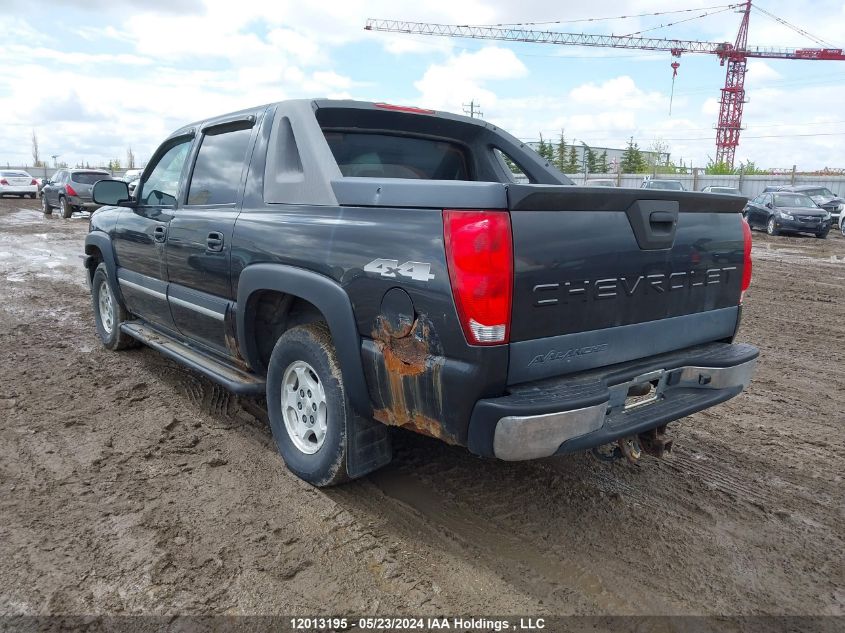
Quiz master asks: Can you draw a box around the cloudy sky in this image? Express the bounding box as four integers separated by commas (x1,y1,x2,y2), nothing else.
2,0,844,171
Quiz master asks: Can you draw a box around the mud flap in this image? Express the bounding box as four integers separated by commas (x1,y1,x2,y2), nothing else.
346,413,392,478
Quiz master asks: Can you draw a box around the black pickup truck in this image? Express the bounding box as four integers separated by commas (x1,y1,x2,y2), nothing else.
85,99,757,486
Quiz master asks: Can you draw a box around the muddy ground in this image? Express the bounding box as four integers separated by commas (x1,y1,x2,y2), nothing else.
0,196,842,619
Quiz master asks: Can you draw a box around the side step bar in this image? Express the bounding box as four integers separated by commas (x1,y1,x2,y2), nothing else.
121,322,265,396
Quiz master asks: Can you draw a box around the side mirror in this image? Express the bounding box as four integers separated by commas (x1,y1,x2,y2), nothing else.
765,202,773,209
93,179,131,206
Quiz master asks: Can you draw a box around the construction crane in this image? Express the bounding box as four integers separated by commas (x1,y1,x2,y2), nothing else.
365,1,845,168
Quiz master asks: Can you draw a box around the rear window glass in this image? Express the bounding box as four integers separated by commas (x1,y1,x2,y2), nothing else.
71,172,110,185
1,171,30,177
324,132,469,180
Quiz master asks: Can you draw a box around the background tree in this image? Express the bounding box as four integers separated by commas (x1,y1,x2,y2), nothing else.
585,146,599,173
126,147,136,169
565,145,579,173
704,158,736,175
598,150,609,173
31,129,43,167
108,158,122,172
555,131,567,171
537,134,549,162
620,137,646,173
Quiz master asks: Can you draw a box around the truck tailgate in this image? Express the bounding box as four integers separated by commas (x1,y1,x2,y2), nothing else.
507,185,748,383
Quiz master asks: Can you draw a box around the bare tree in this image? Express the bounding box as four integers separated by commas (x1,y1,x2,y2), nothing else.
126,146,136,169
31,129,42,167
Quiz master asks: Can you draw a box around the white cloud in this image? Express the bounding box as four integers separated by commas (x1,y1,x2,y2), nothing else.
413,47,527,111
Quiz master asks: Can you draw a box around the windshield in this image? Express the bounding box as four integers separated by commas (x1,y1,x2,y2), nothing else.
646,180,684,190
773,193,817,208
801,188,834,198
71,172,110,185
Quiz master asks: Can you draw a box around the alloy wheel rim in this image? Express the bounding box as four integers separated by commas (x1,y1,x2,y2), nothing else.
281,360,328,454
98,280,114,335
767,218,775,234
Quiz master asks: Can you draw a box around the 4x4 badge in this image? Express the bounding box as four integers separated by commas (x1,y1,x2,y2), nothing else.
364,258,435,282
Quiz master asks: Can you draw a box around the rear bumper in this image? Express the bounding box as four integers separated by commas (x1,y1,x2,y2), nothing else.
68,196,99,210
466,342,758,460
0,185,37,195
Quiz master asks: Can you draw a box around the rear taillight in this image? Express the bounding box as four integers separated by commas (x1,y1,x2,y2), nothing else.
443,210,513,345
0,179,8,185
740,216,752,302
30,179,37,185
65,184,78,197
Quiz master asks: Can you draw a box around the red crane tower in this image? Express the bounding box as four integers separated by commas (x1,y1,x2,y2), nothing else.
365,1,845,168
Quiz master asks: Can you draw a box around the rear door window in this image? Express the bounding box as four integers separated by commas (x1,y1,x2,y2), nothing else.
186,124,253,206
324,132,469,180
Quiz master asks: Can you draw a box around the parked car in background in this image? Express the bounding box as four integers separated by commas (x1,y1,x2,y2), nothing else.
123,169,143,196
702,185,744,197
585,178,616,187
0,170,38,198
743,191,832,238
778,185,843,227
122,169,142,183
641,179,685,191
41,169,113,218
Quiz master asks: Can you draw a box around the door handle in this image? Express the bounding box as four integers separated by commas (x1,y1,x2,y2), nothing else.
153,225,167,242
206,231,224,252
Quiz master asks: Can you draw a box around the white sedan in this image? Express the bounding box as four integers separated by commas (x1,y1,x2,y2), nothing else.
0,170,38,198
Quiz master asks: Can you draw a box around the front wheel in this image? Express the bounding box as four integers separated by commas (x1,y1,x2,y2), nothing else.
766,217,779,236
91,264,137,350
60,196,73,219
266,323,351,487
816,230,829,239
41,194,52,215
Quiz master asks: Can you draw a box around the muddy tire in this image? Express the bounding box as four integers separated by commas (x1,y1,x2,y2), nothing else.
816,230,828,239
41,194,52,215
29,193,36,199
266,322,350,487
60,196,73,219
91,264,137,351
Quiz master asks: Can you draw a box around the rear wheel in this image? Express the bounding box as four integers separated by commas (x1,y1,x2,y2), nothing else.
41,194,52,215
266,323,350,487
29,193,36,199
60,196,73,219
766,217,779,236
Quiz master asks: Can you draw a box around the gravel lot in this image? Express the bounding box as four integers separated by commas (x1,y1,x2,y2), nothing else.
0,196,842,617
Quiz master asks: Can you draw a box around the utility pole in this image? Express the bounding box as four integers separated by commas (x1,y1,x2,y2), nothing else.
462,100,483,118
51,154,60,168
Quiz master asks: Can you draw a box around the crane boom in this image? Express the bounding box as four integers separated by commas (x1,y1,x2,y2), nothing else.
364,19,845,61
365,7,845,168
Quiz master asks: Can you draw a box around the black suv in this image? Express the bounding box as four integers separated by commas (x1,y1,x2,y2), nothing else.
85,99,757,486
42,169,113,218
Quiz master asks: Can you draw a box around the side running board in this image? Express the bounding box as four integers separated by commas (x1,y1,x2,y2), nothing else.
121,322,265,396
